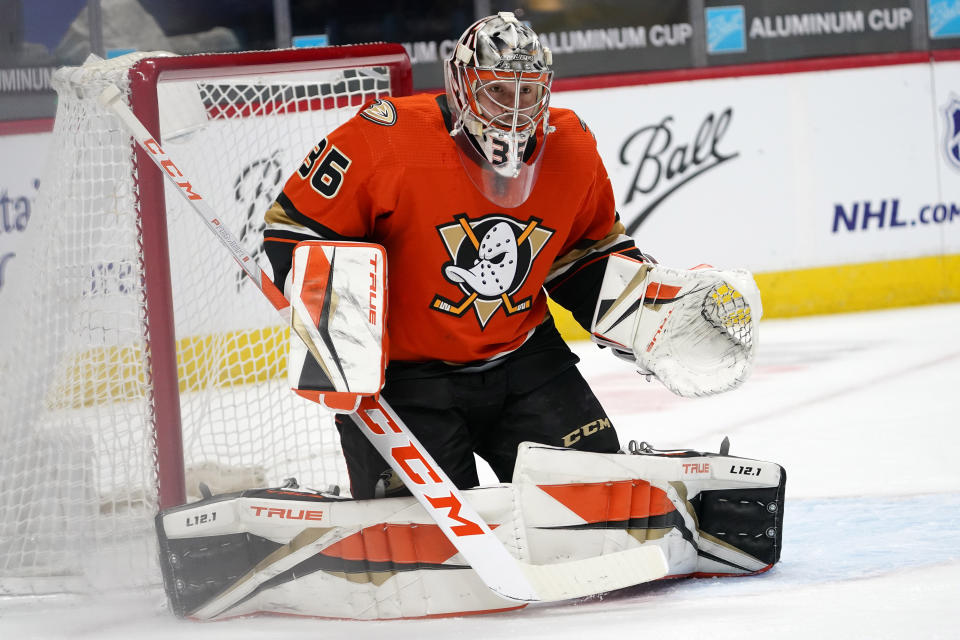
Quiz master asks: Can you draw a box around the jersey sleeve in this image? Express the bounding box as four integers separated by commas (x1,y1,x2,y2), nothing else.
263,108,394,292
545,149,648,331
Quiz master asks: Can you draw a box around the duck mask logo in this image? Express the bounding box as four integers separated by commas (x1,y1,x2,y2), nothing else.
432,213,554,328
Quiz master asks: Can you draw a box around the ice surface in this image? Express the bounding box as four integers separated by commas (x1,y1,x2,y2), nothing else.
2,303,958,639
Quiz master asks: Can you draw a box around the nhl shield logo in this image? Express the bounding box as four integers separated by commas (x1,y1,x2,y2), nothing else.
432,213,553,328
944,97,960,170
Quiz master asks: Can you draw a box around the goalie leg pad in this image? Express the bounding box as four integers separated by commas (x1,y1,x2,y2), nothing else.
690,482,785,573
158,517,285,618
156,444,784,620
156,486,526,620
512,441,785,577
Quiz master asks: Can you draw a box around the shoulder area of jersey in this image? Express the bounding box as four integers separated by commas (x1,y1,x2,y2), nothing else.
547,107,598,145
356,93,439,128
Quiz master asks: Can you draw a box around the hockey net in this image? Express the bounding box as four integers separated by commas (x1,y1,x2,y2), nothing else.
0,45,411,595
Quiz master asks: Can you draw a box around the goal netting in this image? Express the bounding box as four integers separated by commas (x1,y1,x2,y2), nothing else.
0,45,411,595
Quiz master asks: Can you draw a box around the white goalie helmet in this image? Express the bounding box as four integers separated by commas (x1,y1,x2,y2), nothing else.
444,12,554,208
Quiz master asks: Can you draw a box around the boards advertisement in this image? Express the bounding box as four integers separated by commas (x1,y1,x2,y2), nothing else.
553,58,959,316
0,132,46,296
2,55,958,316
557,61,958,271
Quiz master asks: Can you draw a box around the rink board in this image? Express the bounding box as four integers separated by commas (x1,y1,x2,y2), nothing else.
4,55,960,342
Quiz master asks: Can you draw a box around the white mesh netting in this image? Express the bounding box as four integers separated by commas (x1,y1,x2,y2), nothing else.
0,50,399,594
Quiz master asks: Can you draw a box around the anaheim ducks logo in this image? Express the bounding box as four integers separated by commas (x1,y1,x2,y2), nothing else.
432,213,553,328
359,99,397,126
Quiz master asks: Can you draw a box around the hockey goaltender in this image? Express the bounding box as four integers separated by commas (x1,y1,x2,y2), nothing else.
154,13,785,621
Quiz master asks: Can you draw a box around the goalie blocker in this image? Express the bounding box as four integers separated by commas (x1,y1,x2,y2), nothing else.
156,441,785,620
286,240,387,413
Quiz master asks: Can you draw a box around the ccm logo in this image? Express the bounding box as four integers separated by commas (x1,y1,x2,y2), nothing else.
144,138,201,200
249,506,323,521
357,400,484,538
368,254,379,325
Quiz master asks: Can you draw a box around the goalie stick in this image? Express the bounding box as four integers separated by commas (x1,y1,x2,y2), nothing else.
98,84,668,604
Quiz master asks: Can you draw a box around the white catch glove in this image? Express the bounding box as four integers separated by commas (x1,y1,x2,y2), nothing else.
591,255,762,397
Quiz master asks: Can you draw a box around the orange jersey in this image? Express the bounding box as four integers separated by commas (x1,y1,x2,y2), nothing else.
268,93,618,364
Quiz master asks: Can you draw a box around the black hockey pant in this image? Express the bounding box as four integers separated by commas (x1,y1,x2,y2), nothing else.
335,363,619,499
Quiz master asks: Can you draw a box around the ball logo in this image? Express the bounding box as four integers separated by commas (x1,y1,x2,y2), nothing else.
232,153,283,291
619,108,739,235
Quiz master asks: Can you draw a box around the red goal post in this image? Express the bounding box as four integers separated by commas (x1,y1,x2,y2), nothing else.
127,45,413,511
0,44,411,594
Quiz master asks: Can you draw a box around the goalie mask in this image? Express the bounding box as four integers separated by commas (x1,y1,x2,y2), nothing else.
444,12,553,208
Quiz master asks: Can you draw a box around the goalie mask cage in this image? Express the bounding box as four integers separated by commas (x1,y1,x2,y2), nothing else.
0,44,412,595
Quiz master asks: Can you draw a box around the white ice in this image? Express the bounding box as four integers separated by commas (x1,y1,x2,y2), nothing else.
2,303,959,639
